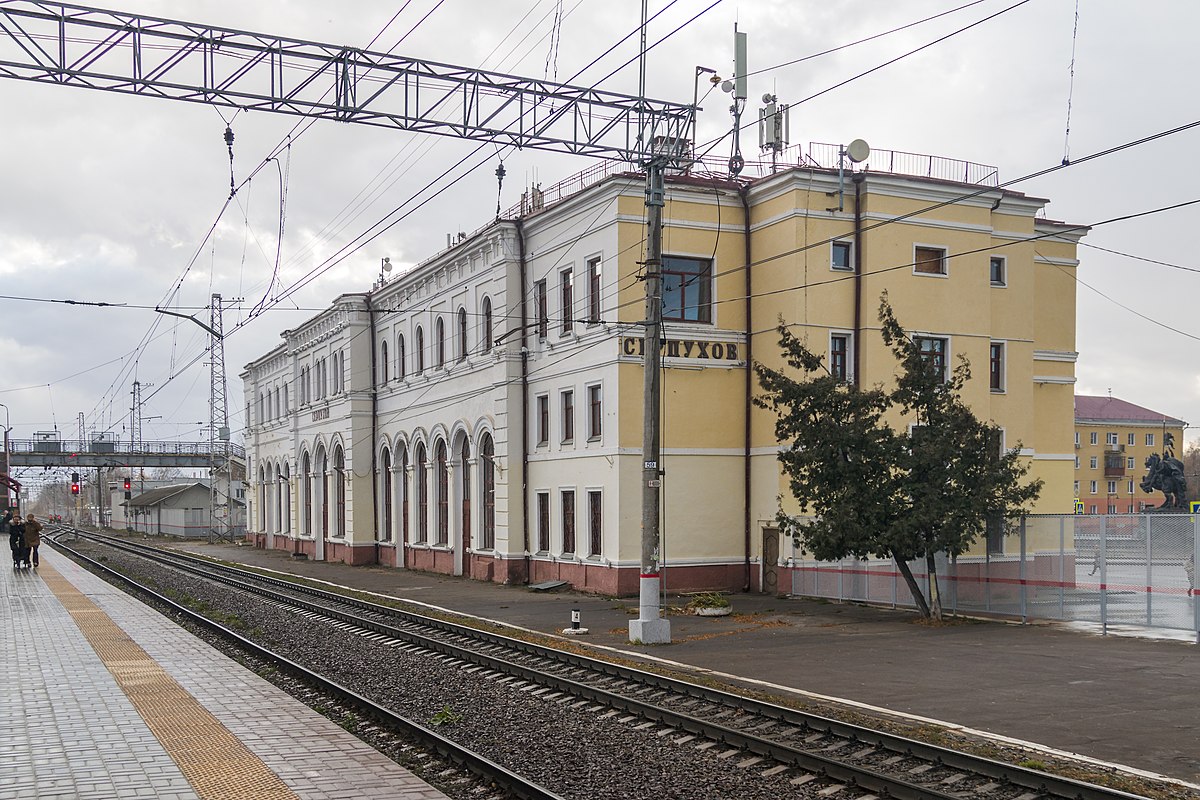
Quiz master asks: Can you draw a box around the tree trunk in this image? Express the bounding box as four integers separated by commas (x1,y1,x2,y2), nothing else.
925,551,943,621
893,555,931,618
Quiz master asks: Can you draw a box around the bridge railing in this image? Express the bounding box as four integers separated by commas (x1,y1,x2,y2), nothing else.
3,439,246,460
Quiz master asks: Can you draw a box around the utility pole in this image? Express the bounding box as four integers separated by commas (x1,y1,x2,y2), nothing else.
629,158,671,645
209,293,233,543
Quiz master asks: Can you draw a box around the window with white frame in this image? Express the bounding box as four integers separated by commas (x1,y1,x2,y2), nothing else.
1127,480,1135,493
1090,431,1098,445
830,332,852,382
914,336,948,382
1074,480,1080,495
989,256,1006,286
1107,480,1117,494
535,280,548,338
831,241,853,271
560,268,574,335
661,255,712,323
536,492,550,552
1075,431,1080,446
1074,456,1080,469
561,489,576,555
914,245,947,276
1127,433,1135,446
1089,456,1097,469
989,342,1004,392
1127,457,1135,469
1089,480,1097,494
1146,433,1155,446
561,390,574,443
587,384,602,440
1106,432,1118,445
536,394,549,447
587,257,602,323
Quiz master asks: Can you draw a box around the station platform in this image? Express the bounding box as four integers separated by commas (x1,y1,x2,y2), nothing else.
172,541,1200,789
1,548,449,800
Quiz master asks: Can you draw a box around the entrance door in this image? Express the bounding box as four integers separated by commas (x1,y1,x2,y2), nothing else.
762,526,780,595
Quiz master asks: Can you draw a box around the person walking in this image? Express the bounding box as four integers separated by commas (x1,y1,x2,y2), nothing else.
24,514,42,568
8,509,27,568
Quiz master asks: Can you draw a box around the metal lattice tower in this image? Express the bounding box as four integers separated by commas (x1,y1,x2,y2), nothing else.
209,293,231,542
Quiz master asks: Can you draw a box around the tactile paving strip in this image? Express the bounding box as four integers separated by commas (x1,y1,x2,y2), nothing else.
40,562,301,800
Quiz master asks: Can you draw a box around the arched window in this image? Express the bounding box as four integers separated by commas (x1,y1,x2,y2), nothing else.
258,466,267,530
282,384,289,415
415,327,425,374
380,340,389,385
398,443,409,544
334,446,346,538
278,462,289,533
482,297,493,354
397,334,406,380
318,447,329,540
302,452,312,535
416,443,428,543
480,433,495,549
257,392,264,425
459,438,471,551
436,439,449,544
457,308,468,362
264,464,274,532
436,317,446,369
380,448,392,542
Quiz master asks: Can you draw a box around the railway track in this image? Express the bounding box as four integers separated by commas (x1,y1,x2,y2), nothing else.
52,528,1151,800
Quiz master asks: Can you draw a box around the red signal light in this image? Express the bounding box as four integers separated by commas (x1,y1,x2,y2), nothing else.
70,482,80,495
123,478,131,491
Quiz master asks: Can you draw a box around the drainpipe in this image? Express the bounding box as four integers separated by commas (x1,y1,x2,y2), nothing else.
852,173,865,387
515,218,531,583
367,294,380,564
739,183,753,592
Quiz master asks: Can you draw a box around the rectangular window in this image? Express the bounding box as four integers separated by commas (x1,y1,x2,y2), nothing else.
831,241,853,271
536,395,549,446
1127,457,1135,469
1075,432,1080,446
587,385,602,440
1108,504,1118,514
914,336,947,382
1106,432,1118,445
661,255,712,323
1090,432,1098,445
1089,480,1097,494
830,333,851,382
561,390,574,443
1074,456,1080,469
989,256,1006,286
989,342,1004,392
1127,480,1135,494
1107,480,1117,494
588,490,602,556
587,256,602,323
1146,433,1155,446
1127,433,1135,446
561,490,575,555
1073,480,1080,495
1089,456,1097,469
560,268,574,334
1089,504,1098,514
535,280,548,339
536,492,550,553
914,245,947,275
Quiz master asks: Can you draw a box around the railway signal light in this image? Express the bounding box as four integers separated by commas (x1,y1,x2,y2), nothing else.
70,482,80,496
123,478,131,491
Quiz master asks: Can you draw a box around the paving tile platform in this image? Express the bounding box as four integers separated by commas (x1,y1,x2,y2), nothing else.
1,548,449,800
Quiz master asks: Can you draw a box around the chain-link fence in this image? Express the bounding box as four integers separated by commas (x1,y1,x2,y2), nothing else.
786,514,1199,637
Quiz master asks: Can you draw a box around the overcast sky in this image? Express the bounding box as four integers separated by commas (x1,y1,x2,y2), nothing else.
2,0,1198,497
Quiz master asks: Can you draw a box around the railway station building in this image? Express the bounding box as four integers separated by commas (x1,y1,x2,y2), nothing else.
242,147,1086,595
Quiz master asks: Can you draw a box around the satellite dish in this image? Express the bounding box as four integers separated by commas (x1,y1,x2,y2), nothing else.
382,257,392,273
846,139,871,163
721,79,735,94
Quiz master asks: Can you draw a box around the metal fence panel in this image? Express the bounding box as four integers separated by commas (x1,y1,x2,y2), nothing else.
787,514,1197,637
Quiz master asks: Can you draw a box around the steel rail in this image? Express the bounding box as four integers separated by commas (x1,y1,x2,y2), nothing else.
62,529,1150,800
46,531,568,800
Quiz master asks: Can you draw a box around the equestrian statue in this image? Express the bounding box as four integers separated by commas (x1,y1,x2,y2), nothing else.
1140,444,1189,511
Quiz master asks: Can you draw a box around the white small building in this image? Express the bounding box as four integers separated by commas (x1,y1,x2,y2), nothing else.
124,482,246,538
